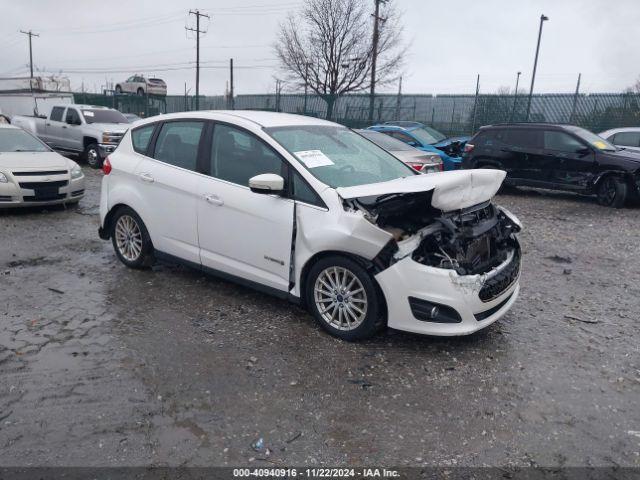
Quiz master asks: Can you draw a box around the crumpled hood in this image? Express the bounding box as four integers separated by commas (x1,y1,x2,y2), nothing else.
336,169,506,212
0,151,69,170
433,135,470,148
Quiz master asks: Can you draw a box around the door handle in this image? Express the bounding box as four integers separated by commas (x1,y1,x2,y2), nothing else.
46,122,51,126
62,125,67,129
139,172,154,183
204,194,224,206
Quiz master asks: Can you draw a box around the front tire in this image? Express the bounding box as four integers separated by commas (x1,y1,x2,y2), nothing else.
111,207,154,269
137,87,144,96
305,256,385,341
84,143,102,169
597,176,627,208
115,85,122,94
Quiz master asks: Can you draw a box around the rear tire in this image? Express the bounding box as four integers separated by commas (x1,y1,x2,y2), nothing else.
115,85,122,94
84,143,102,169
597,176,627,208
137,87,144,96
305,255,385,341
110,207,154,269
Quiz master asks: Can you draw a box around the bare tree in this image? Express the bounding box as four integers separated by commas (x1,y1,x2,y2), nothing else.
275,0,403,120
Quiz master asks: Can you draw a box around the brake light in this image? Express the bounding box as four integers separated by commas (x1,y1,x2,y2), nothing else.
102,157,112,175
437,163,444,171
463,143,475,154
407,162,424,171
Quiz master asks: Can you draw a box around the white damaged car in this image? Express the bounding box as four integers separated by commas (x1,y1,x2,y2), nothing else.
98,111,521,340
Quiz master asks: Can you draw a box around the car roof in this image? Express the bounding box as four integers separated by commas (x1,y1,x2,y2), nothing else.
599,127,640,135
134,110,340,128
369,124,419,132
479,122,574,130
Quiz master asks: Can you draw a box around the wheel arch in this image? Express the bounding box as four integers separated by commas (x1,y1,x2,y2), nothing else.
83,136,99,149
591,169,634,192
298,250,388,318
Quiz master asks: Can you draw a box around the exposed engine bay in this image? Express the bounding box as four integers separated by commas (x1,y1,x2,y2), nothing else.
345,191,521,276
435,140,464,158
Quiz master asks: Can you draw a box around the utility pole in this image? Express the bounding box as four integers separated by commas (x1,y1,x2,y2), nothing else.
369,0,387,123
394,76,402,119
186,9,210,111
526,14,549,121
19,30,39,80
229,58,235,110
569,73,581,124
471,74,480,133
510,71,521,122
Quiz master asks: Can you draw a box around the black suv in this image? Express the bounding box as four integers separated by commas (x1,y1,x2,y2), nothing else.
462,123,640,208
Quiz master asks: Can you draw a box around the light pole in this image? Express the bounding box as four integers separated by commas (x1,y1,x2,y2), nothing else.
511,71,521,122
526,14,548,121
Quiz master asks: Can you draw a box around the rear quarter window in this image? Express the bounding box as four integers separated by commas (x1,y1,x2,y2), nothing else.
131,124,155,154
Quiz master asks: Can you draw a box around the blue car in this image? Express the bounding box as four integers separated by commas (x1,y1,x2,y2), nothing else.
368,121,469,170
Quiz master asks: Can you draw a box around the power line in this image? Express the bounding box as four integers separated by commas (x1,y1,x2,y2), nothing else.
185,9,210,110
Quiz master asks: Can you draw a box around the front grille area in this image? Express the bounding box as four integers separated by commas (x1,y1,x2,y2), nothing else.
18,180,68,189
23,193,66,202
13,170,67,176
479,249,521,302
475,292,514,321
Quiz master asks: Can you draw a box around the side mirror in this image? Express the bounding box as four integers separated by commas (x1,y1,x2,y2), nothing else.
249,173,284,194
576,147,591,156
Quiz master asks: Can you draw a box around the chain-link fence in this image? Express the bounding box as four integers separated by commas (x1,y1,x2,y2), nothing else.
75,91,640,136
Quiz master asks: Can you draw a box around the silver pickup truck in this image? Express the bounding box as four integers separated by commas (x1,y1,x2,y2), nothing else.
12,104,129,168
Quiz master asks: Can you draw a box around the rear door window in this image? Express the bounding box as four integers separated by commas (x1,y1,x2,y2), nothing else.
504,128,543,150
613,132,640,148
153,121,204,171
50,106,65,122
65,108,81,125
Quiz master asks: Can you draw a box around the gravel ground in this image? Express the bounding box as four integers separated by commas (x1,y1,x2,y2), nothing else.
0,167,639,468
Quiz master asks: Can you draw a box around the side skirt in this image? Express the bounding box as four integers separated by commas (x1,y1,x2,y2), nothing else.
154,250,302,305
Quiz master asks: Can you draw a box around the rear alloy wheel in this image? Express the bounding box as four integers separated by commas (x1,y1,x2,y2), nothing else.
84,143,102,169
597,176,627,208
306,256,384,341
115,85,122,94
111,207,154,269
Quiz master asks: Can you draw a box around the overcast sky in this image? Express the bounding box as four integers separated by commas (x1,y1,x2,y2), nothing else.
1,0,639,96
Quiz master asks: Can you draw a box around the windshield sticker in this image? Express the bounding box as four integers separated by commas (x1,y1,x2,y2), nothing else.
593,140,607,150
294,150,334,168
82,111,94,117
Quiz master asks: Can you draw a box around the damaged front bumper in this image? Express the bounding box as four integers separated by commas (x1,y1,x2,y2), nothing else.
375,242,521,336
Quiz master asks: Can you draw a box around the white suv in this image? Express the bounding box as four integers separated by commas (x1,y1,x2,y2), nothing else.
98,111,522,340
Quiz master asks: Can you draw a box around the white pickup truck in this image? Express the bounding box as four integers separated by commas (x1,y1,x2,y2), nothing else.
12,104,129,168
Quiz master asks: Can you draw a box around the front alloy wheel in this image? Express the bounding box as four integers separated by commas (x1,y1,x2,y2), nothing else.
597,176,627,208
314,266,368,331
84,143,102,169
306,256,384,341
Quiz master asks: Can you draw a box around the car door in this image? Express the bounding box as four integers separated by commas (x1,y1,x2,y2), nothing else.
123,76,136,94
501,128,546,183
542,129,596,190
197,122,294,292
133,120,205,264
43,106,67,148
63,107,83,152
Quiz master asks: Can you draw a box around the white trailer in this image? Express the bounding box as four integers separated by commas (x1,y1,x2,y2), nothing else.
0,76,74,119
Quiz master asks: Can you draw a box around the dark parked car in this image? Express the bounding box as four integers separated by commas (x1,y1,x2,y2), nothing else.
462,123,640,208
